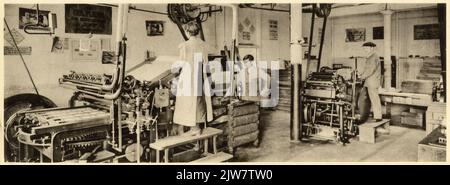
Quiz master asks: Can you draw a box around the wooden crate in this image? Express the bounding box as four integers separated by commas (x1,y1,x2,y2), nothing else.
400,112,424,127
425,102,446,134
209,101,260,153
418,128,446,162
227,101,260,153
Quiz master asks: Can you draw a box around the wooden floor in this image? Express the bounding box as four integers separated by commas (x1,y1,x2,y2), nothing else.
233,110,426,162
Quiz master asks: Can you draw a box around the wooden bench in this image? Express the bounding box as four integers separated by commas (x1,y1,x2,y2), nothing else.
359,119,390,144
149,127,223,163
189,152,233,163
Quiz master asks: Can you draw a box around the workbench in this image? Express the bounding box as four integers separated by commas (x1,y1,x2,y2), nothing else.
379,90,433,107
379,89,432,128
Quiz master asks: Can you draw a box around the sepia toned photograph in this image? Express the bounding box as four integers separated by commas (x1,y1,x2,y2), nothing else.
1,2,447,164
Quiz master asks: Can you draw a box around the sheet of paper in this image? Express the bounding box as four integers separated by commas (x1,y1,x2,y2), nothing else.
79,39,91,52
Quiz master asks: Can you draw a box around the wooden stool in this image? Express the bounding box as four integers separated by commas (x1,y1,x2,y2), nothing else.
359,119,390,144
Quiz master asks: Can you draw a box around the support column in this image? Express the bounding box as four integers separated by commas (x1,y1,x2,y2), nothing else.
290,3,302,142
381,10,393,89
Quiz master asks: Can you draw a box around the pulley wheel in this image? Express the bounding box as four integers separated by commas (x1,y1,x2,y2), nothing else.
315,4,332,18
125,143,144,162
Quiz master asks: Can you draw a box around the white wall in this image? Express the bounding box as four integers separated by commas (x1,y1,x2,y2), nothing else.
3,4,220,106
4,4,117,106
397,8,440,58
330,8,439,61
302,14,333,68
214,7,294,62
4,4,293,106
8,4,436,107
260,10,290,62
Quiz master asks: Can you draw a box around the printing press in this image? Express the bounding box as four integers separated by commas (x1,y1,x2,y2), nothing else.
5,34,176,162
301,66,370,144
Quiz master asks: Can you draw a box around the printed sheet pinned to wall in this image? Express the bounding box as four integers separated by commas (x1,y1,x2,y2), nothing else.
4,28,25,46
269,20,278,40
65,4,112,34
71,39,101,61
51,36,64,53
239,17,256,45
4,46,32,55
4,27,32,55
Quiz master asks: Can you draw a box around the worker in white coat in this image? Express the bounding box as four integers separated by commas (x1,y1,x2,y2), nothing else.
173,21,213,136
359,42,382,122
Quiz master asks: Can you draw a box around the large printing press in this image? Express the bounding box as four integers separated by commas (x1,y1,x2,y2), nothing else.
5,35,238,162
3,4,248,163
5,38,263,163
3,3,384,162
301,63,371,144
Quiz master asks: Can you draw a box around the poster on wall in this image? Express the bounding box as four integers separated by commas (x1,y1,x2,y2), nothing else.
51,36,64,53
65,4,112,34
146,21,164,36
239,17,256,45
414,24,439,40
19,8,51,30
4,28,25,46
102,51,116,64
71,39,101,61
4,46,32,55
373,26,384,40
345,28,365,42
269,20,278,40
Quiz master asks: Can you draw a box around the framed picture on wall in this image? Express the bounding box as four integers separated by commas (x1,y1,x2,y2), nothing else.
146,21,164,36
65,4,112,34
373,26,384,40
414,24,439,40
345,28,365,42
19,8,51,30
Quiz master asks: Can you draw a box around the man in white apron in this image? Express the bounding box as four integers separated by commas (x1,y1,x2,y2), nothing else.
239,55,271,101
359,42,382,122
173,21,213,136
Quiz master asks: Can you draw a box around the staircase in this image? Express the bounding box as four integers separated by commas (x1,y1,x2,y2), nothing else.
149,127,233,163
276,69,291,112
417,58,442,82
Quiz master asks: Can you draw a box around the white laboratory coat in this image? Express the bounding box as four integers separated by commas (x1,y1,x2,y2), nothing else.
173,37,213,126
